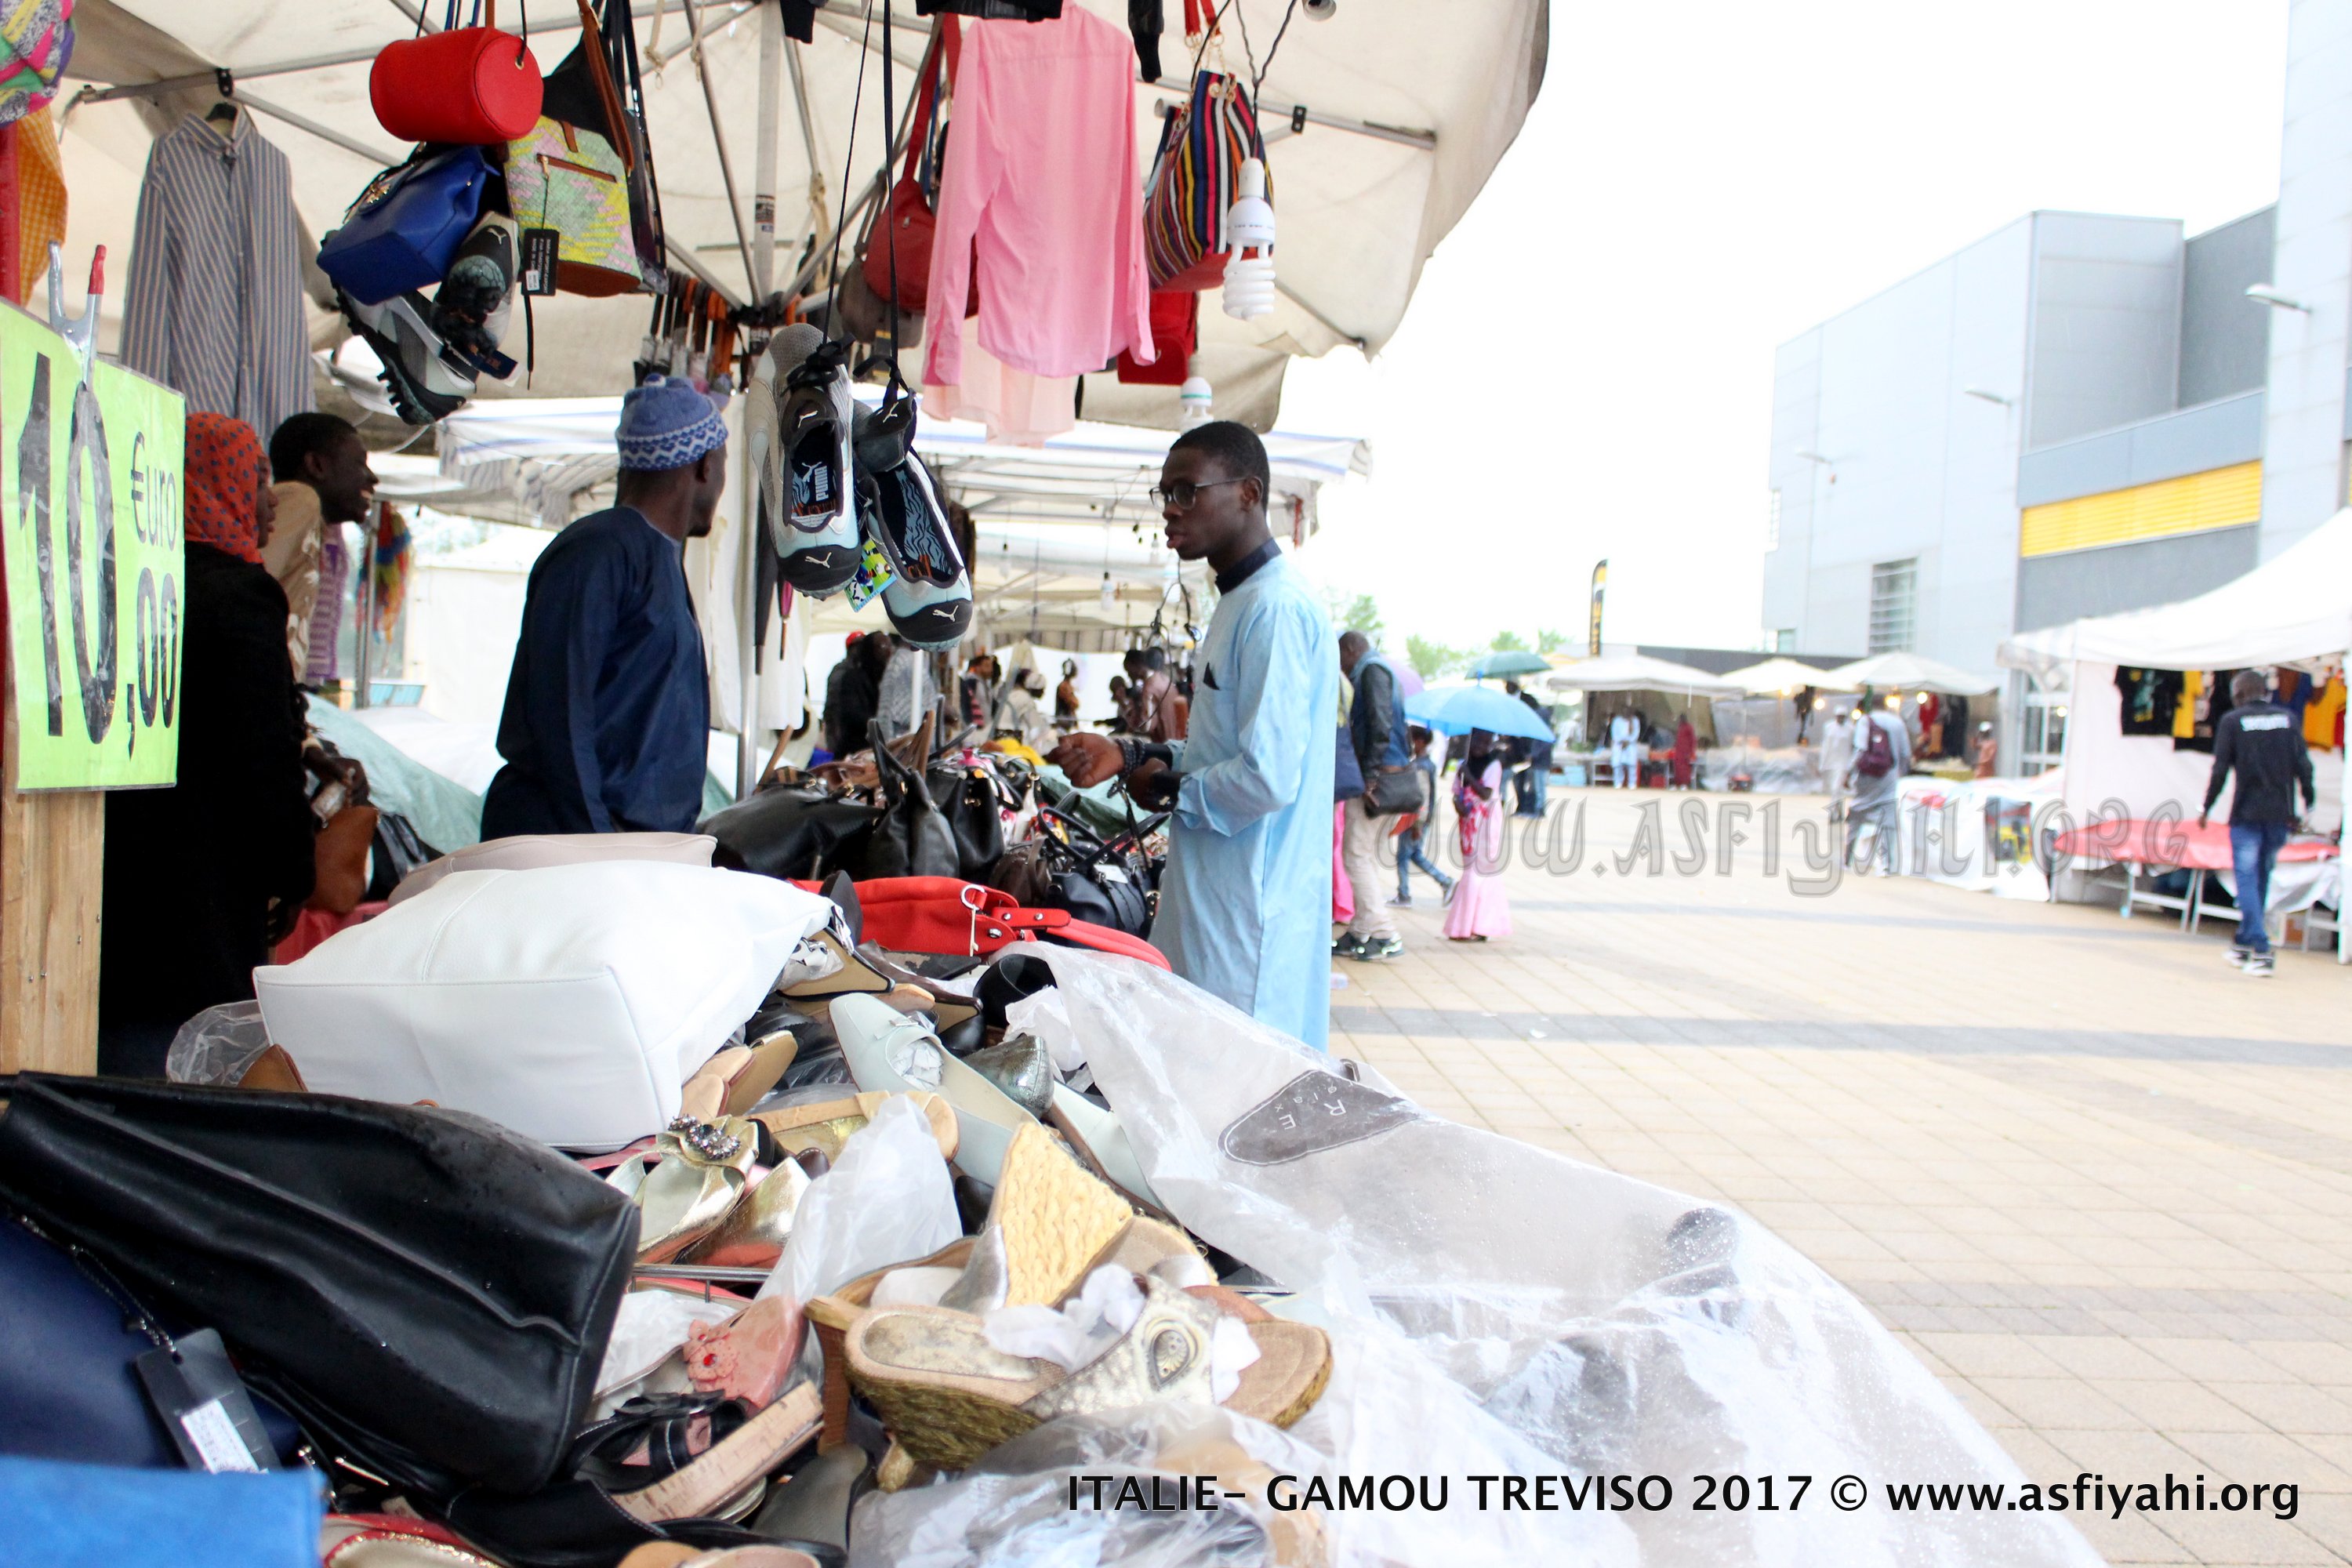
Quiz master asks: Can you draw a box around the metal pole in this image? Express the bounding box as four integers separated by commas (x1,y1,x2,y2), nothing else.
783,37,829,259
677,0,759,296
753,0,780,299
353,519,377,709
738,0,782,798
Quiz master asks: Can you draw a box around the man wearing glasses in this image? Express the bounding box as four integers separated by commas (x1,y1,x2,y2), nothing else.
1050,422,1338,1049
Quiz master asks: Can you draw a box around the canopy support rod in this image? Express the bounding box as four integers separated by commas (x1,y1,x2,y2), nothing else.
1274,280,1366,351
752,3,779,300
1138,80,1436,152
810,7,929,71
75,0,716,103
678,0,760,295
237,91,403,165
783,40,830,260
652,2,757,70
662,238,742,308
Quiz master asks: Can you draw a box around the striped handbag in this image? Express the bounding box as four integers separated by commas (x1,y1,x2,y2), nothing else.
1142,67,1269,292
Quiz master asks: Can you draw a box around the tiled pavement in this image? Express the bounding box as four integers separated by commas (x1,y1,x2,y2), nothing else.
1331,788,2352,1566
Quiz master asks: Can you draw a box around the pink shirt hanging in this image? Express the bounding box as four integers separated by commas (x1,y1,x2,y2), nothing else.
923,7,1156,388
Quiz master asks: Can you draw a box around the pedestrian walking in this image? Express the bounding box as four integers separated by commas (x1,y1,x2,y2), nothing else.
2199,670,2317,978
1842,701,1911,873
1390,725,1455,907
1444,730,1512,941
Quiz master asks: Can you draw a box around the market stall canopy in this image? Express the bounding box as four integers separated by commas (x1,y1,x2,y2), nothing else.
1405,682,1554,742
407,391,1366,645
1541,652,1744,697
1817,651,1998,695
59,0,1547,430
1998,506,2352,682
1719,655,1844,695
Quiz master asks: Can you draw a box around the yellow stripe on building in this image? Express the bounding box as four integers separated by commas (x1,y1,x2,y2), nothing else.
2017,460,2262,557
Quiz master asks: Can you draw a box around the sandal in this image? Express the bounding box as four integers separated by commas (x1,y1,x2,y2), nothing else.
832,995,1036,1186
684,1294,807,1410
844,1275,1331,1472
608,1117,760,1263
678,1036,799,1126
323,1516,499,1567
751,1090,958,1167
571,1392,751,1493
610,1383,823,1524
678,1152,822,1269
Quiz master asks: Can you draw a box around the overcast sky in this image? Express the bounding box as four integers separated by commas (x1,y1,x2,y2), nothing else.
1276,1,2291,658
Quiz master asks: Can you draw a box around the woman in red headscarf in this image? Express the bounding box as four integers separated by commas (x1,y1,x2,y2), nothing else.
100,413,318,1073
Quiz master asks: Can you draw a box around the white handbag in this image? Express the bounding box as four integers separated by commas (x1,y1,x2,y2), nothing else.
256,863,833,1150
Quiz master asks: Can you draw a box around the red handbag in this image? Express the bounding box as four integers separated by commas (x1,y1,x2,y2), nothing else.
860,17,978,319
1116,289,1196,386
840,877,1171,969
371,0,544,147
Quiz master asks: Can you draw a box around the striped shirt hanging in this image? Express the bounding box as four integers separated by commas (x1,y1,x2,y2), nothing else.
121,113,314,445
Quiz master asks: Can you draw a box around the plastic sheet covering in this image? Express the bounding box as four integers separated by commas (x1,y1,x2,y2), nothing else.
164,1000,273,1087
760,1094,961,1305
951,949,2101,1568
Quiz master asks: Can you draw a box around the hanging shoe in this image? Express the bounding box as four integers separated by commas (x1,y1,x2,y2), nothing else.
430,212,519,373
852,386,973,649
771,336,862,594
338,285,476,424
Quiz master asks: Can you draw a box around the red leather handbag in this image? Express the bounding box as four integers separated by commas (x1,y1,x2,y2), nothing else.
841,877,1171,969
371,0,544,147
860,16,978,319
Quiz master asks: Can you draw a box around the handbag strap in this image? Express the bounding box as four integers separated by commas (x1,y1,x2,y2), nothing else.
898,17,957,187
571,0,636,174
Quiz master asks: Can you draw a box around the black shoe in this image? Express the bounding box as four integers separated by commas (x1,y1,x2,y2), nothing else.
1332,933,1369,960
1360,935,1405,961
2245,953,2276,978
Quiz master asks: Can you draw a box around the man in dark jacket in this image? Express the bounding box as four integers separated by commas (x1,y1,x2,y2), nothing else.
2198,670,2317,978
822,632,892,759
1334,630,1410,960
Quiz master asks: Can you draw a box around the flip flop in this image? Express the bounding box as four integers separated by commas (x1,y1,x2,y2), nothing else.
843,1276,1332,1472
831,994,1036,1187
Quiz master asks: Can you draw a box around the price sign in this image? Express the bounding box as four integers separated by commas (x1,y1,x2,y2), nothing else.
0,302,185,790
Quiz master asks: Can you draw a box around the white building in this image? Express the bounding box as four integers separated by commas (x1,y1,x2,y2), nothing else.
1764,0,2352,768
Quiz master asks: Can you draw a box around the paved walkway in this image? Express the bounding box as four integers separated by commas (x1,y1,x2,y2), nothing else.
1334,787,2352,1567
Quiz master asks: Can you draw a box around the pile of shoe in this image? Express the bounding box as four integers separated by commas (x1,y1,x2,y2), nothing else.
742,325,973,650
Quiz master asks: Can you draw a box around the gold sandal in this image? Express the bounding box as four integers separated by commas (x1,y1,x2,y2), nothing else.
608,1116,760,1263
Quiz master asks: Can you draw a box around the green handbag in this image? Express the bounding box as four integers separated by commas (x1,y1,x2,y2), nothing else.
504,116,641,296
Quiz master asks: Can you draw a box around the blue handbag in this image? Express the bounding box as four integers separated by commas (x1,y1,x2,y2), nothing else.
318,145,493,305
0,1209,180,1468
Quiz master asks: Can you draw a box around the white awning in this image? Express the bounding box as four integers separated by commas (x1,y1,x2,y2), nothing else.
1817,651,1999,696
60,0,1546,430
1541,653,1744,697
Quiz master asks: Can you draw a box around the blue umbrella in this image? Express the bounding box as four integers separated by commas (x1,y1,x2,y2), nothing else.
1466,648,1552,680
1404,682,1555,742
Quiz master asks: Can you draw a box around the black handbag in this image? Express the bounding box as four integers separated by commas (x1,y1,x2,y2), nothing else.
858,720,960,880
1363,764,1421,818
365,810,442,902
1026,804,1157,936
0,1075,640,1500
927,761,1009,883
702,783,880,880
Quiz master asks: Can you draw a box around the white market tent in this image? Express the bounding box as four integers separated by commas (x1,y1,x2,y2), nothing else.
1817,651,1998,696
409,392,1370,646
1541,653,1744,698
1719,655,1845,696
56,0,1548,430
1995,508,2350,949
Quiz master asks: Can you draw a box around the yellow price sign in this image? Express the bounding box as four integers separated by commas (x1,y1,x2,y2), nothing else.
0,302,186,789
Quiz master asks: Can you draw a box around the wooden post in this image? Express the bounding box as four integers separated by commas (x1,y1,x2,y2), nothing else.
0,593,104,1075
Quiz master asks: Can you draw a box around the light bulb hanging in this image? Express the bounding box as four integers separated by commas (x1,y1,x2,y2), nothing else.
1222,158,1276,321
1179,354,1214,427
